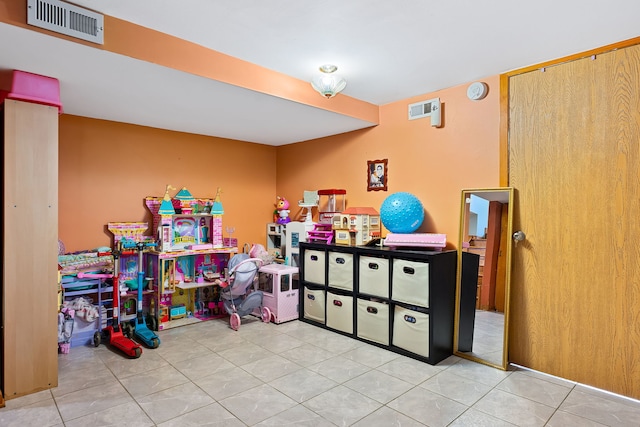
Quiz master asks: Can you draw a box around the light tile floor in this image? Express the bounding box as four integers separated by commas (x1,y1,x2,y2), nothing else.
2,317,640,426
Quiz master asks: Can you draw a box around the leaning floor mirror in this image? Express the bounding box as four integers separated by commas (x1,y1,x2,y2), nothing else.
454,187,514,370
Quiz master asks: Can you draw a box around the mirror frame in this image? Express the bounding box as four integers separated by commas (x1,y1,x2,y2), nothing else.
453,187,514,370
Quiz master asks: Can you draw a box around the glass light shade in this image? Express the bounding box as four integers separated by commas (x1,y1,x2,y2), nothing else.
311,73,347,98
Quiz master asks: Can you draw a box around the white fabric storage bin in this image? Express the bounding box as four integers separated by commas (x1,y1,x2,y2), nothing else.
356,299,389,345
358,256,389,298
328,251,354,291
392,306,429,358
303,250,326,285
326,292,353,334
392,259,430,307
303,287,325,323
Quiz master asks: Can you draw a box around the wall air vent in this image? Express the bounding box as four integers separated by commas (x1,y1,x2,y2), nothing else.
408,97,442,127
27,0,104,45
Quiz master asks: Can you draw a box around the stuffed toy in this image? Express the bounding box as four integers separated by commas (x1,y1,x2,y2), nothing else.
249,243,274,265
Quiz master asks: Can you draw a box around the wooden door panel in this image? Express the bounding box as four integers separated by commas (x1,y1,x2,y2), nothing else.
508,45,640,398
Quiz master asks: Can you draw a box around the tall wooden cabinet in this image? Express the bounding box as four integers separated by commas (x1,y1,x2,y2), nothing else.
2,100,59,399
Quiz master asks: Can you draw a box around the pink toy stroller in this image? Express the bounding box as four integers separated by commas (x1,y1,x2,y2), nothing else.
220,254,272,330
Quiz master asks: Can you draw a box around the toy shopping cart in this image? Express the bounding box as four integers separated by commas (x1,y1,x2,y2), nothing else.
220,254,272,330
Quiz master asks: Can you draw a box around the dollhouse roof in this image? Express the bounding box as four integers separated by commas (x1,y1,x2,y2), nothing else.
159,199,176,215
211,187,224,215
211,201,224,215
174,187,195,201
343,207,379,215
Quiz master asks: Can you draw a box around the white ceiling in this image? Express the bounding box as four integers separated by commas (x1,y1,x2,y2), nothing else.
2,0,640,145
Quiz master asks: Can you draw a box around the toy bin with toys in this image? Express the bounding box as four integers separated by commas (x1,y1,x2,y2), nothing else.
58,248,115,348
59,269,111,348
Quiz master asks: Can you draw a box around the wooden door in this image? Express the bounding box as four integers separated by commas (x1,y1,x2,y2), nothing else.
508,43,640,399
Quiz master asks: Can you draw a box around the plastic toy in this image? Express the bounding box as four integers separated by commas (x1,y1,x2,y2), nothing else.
224,226,236,248
174,187,195,214
146,185,227,251
332,207,380,246
129,241,161,348
380,192,425,233
79,258,142,359
307,223,333,244
107,222,149,245
257,263,300,324
298,190,319,223
211,187,224,248
275,196,291,224
318,189,346,224
57,307,75,354
218,254,272,330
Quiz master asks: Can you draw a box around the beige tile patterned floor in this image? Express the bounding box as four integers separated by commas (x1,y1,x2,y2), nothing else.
1,317,640,426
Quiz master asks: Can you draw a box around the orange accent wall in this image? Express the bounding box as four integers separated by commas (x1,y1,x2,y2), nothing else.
276,76,501,248
3,3,500,251
58,76,499,253
58,115,277,252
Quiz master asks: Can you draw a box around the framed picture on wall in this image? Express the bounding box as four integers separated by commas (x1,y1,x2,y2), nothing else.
367,159,388,191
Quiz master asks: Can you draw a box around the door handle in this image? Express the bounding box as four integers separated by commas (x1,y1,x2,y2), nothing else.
513,230,526,242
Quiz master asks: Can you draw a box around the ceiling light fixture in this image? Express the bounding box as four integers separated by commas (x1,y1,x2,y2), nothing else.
311,64,347,99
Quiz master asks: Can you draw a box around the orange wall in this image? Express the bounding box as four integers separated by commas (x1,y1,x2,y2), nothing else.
59,76,499,253
59,115,277,252
4,5,500,251
276,76,501,249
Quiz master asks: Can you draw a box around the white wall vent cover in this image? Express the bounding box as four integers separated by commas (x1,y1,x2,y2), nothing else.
27,0,104,44
408,97,441,127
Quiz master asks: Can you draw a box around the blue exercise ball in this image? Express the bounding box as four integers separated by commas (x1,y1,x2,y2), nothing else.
380,192,425,233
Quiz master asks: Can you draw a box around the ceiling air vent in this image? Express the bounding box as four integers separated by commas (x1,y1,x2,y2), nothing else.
408,97,441,127
27,0,104,44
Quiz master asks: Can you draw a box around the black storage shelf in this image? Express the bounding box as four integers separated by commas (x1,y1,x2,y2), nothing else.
299,242,457,365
